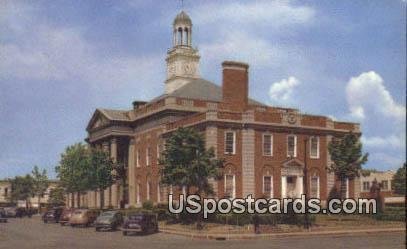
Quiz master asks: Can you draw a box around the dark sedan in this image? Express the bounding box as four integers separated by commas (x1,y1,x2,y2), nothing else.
42,207,64,223
94,211,123,231
122,213,158,235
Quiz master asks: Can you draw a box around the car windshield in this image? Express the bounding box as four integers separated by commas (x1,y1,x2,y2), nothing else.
100,212,115,217
128,215,143,221
74,210,85,215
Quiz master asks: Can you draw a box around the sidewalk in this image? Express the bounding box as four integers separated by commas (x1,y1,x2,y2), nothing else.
159,227,406,240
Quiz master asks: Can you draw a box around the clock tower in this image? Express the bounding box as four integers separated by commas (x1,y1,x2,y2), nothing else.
165,11,200,93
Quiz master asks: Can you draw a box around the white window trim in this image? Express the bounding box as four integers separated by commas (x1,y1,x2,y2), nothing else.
136,183,141,204
287,135,297,158
262,175,273,198
224,131,236,155
146,147,150,166
309,136,320,159
157,183,161,203
224,174,236,199
146,181,151,201
262,133,273,156
157,144,160,160
310,175,320,198
136,149,140,167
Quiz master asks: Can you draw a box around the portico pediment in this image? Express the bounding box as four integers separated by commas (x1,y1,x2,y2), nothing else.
86,110,111,131
283,158,304,168
281,158,304,176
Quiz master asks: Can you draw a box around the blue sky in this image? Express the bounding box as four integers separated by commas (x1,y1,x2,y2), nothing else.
0,0,405,178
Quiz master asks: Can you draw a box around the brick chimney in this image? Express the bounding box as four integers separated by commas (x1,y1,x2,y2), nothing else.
222,61,249,111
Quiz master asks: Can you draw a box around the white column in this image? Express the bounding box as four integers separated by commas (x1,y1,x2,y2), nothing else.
128,138,136,207
296,176,303,198
110,138,119,208
281,176,287,198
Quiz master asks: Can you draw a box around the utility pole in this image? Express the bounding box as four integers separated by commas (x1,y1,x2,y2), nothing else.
303,136,310,230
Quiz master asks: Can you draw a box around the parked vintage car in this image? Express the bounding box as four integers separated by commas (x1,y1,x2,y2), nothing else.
3,207,17,218
94,211,123,231
0,208,7,223
59,208,75,226
69,209,99,227
122,213,158,235
42,207,64,223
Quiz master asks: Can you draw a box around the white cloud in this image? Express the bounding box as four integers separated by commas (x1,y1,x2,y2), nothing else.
200,31,276,68
269,76,300,103
346,71,406,121
0,2,161,93
362,135,404,149
191,0,315,28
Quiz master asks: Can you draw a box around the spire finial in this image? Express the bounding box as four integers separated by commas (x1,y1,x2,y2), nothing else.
181,0,184,9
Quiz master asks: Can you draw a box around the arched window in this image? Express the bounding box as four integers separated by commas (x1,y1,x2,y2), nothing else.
262,165,274,198
177,27,183,45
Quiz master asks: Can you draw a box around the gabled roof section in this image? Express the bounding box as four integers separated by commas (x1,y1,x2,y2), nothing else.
86,108,131,131
151,78,265,106
282,158,305,168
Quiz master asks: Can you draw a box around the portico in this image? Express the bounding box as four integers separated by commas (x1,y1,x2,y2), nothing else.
281,159,304,199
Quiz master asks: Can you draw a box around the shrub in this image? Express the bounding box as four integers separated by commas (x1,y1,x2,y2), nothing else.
142,200,154,210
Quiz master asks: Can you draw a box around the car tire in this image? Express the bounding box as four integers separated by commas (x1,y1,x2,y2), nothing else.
123,231,127,236
95,227,100,232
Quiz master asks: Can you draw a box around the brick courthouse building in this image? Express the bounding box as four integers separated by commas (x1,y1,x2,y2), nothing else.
73,11,361,209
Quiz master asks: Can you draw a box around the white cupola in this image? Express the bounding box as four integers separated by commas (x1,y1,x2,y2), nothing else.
165,11,200,94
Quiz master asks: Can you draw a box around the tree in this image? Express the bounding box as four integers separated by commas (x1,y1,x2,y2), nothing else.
87,148,114,209
160,127,224,196
113,161,127,208
392,163,406,195
328,133,368,199
31,166,49,210
160,127,224,227
55,143,90,207
9,175,34,208
48,186,66,206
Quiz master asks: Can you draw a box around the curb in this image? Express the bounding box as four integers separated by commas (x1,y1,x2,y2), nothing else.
159,227,406,240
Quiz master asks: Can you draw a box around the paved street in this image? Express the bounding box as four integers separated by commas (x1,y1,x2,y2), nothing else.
0,217,405,249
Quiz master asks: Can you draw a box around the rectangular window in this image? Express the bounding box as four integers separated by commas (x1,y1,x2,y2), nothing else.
263,176,273,198
362,181,370,191
224,131,236,155
136,149,140,167
147,181,151,200
310,136,320,159
263,134,273,156
146,147,151,166
224,174,235,199
310,176,319,198
381,180,388,190
287,135,297,157
4,188,8,197
136,183,141,204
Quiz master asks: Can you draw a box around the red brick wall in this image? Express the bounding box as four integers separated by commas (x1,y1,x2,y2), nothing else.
216,127,243,198
253,131,328,199
222,61,249,112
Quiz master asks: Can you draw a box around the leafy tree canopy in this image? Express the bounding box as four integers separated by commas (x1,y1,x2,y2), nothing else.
32,166,49,200
160,127,224,196
48,186,66,206
392,163,406,195
328,133,368,198
9,174,34,203
55,143,90,194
